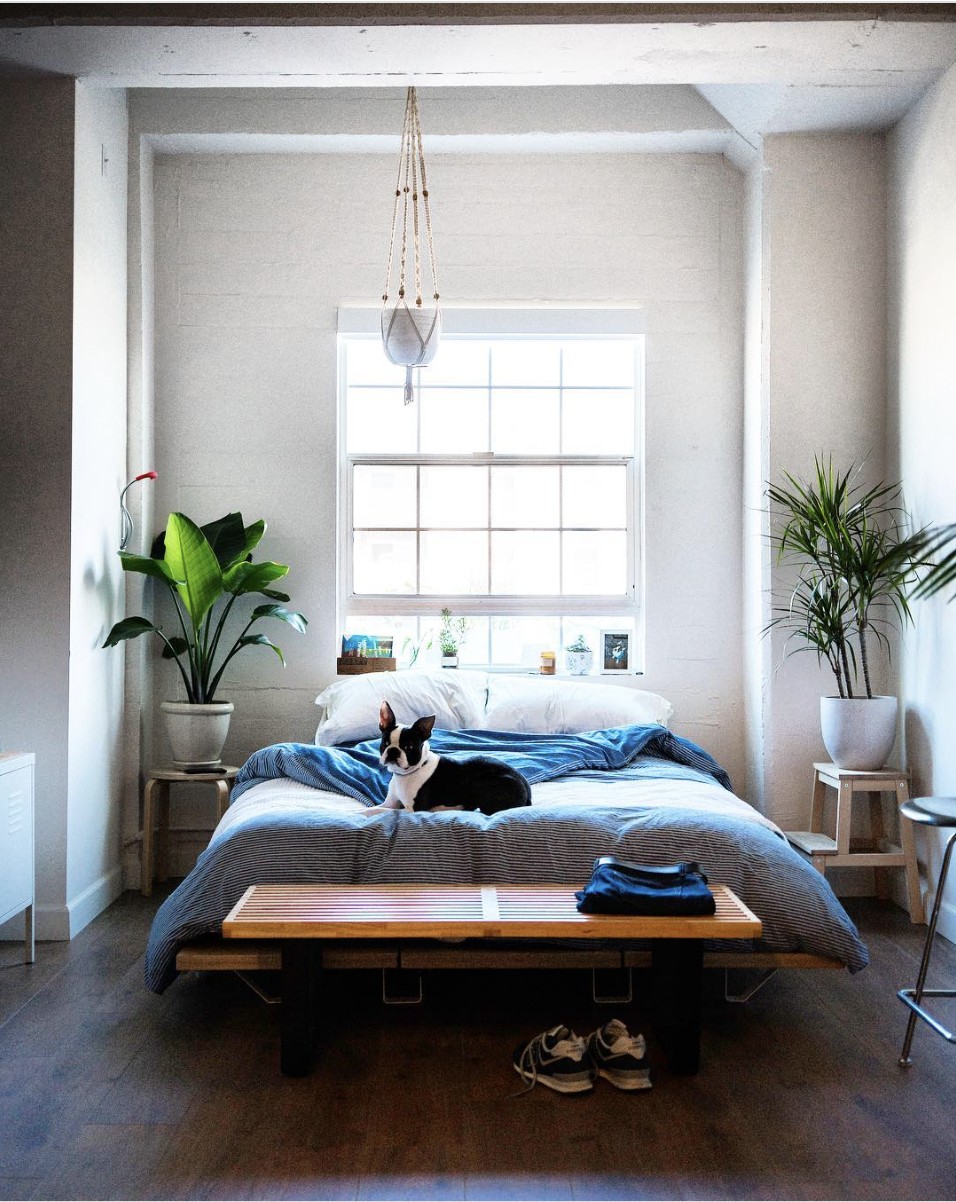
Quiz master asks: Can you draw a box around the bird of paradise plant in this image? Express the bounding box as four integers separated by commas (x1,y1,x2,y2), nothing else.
103,511,307,703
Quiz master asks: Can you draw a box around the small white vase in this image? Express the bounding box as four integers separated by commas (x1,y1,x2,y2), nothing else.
441,654,458,669
161,700,234,768
565,649,593,676
820,695,898,771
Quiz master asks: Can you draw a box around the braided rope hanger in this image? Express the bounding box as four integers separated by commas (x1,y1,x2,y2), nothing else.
382,87,441,404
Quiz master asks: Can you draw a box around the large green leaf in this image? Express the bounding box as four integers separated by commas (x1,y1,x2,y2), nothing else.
102,616,161,647
222,560,289,595
160,636,190,660
200,513,267,571
250,604,308,633
118,552,178,585
163,512,224,629
235,632,286,664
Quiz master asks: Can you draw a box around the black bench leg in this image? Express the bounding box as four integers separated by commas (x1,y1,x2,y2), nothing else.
651,939,704,1074
281,940,316,1076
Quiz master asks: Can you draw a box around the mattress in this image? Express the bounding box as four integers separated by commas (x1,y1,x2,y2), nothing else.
145,761,869,992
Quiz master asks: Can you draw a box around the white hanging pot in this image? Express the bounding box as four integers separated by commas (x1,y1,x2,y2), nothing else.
161,700,234,768
382,302,441,403
381,87,442,405
820,695,898,771
382,302,441,367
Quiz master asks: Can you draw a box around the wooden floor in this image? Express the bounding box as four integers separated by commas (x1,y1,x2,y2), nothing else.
1,892,955,1202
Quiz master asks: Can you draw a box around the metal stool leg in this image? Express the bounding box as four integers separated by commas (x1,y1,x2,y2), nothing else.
899,829,956,1066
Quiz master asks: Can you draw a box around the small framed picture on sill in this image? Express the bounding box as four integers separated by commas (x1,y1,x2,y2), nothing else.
600,630,631,674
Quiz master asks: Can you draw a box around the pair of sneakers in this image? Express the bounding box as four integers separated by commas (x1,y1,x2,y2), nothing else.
512,1018,651,1094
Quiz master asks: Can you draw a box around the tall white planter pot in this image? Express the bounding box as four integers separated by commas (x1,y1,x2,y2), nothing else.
820,695,898,772
161,700,234,768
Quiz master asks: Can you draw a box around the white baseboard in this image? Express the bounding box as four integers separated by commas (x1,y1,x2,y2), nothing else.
68,865,124,938
0,866,125,944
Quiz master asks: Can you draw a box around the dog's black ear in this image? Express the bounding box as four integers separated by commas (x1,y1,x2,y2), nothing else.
379,700,397,732
411,714,436,740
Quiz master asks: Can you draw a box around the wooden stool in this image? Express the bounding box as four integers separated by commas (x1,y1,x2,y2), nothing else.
141,765,238,897
786,763,924,924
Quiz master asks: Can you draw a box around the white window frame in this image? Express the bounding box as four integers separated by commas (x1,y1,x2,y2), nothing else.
337,308,646,664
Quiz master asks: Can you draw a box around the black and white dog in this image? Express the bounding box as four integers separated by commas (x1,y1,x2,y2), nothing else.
375,700,532,816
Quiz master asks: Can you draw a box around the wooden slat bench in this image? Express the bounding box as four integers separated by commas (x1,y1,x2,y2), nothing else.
222,882,762,1077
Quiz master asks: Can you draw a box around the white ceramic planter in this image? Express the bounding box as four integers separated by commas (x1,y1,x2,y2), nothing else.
565,649,593,676
441,654,458,669
820,695,898,771
161,700,234,768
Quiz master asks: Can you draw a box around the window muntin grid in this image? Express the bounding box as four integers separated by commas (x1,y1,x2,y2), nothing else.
340,330,643,668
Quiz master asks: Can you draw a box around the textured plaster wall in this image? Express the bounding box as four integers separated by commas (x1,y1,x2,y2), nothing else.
66,84,129,934
0,80,76,939
758,133,888,836
889,61,956,940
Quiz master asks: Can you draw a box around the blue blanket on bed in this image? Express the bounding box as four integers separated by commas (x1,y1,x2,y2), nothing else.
145,724,870,992
232,723,733,805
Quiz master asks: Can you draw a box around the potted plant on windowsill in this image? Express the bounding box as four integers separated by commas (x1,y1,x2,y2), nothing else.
439,607,469,669
565,634,593,676
765,457,952,770
103,511,307,767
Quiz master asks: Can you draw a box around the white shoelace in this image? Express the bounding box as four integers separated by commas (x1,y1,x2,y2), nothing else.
511,1026,585,1096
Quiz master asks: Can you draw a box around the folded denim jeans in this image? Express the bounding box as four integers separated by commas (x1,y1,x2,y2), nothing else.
575,855,716,916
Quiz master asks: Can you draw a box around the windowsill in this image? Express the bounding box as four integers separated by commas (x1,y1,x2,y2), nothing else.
389,664,643,678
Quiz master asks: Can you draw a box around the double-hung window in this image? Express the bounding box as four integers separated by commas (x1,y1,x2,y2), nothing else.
339,309,644,671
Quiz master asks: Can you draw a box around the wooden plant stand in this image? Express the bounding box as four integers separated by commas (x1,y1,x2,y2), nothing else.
786,763,923,923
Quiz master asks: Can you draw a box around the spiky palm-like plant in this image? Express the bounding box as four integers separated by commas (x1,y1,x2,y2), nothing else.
766,457,947,699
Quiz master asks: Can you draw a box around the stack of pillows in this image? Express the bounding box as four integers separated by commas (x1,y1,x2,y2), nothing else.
314,669,673,745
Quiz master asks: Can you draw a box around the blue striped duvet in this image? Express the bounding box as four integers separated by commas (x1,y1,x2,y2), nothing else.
145,726,868,991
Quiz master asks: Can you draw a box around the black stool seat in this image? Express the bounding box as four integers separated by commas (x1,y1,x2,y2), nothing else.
901,796,956,827
898,796,956,1066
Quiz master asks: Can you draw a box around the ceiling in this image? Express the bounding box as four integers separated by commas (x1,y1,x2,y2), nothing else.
2,3,956,138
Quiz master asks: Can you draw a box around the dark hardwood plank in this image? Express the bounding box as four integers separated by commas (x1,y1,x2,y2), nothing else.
2,891,956,1201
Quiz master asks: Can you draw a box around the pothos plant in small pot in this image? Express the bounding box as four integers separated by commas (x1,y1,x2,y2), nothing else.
439,607,469,669
765,457,953,770
103,511,307,767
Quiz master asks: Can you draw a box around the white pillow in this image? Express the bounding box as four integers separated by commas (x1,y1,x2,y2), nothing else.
315,670,488,745
483,675,673,734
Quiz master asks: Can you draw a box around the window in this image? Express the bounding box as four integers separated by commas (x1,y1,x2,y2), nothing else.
339,309,644,671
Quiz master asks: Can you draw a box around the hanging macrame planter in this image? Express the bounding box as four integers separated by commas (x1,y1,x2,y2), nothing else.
382,86,441,404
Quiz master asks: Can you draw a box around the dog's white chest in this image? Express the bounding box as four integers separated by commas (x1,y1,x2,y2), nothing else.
385,752,440,810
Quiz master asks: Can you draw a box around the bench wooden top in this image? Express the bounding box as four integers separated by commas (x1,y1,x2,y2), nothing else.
222,883,761,941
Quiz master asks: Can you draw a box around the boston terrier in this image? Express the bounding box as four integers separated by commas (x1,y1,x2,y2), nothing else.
374,700,532,816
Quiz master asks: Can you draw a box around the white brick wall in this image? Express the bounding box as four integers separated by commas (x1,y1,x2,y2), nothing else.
139,127,745,861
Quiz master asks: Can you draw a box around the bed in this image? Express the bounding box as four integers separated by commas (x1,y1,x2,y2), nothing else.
145,671,868,992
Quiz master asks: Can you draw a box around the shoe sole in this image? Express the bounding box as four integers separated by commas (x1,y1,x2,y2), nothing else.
596,1066,652,1091
512,1063,595,1094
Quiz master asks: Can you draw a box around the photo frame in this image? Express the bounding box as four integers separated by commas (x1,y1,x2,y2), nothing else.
600,630,631,674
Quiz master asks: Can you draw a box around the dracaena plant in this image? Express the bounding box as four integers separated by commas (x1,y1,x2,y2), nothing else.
765,457,954,700
103,511,307,703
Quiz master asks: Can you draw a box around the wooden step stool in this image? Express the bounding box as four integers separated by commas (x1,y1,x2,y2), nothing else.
786,763,924,923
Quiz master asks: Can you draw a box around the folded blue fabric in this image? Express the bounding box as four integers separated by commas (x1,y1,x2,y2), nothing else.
575,855,716,916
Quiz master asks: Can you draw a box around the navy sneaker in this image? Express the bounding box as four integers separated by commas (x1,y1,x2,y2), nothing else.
586,1018,652,1091
512,1025,596,1094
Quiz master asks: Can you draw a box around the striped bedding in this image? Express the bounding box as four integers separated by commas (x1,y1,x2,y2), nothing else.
144,729,868,991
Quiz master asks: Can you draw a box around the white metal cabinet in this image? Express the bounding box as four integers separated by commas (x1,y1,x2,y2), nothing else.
0,752,35,962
